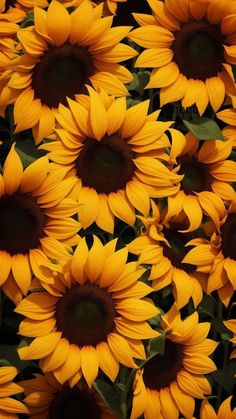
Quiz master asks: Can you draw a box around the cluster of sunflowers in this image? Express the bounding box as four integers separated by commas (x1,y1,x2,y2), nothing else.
0,0,236,418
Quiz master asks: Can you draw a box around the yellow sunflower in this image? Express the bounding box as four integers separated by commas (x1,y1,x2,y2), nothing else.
128,200,205,309
0,144,80,305
199,396,236,419
15,236,159,388
21,372,116,418
182,204,236,306
164,131,236,232
0,365,28,418
41,86,182,233
217,107,236,148
131,304,217,419
129,0,236,114
0,0,137,144
223,319,236,359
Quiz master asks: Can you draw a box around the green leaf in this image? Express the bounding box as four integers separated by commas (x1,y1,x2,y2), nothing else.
93,379,123,419
198,294,216,318
21,11,34,28
15,138,46,168
182,117,224,141
211,362,236,393
127,71,150,95
147,332,166,356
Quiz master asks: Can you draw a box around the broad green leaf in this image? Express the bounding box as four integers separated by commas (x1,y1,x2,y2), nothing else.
183,117,224,140
93,379,123,419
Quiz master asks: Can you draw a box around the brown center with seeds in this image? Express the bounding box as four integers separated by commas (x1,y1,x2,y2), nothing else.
0,192,46,255
32,44,94,108
143,339,184,390
56,283,116,346
172,21,225,80
220,213,236,261
76,133,135,194
178,156,213,194
50,387,101,419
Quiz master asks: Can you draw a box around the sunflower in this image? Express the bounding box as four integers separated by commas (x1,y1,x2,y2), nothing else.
129,0,236,114
199,396,236,419
217,107,236,148
128,200,205,309
41,86,182,233
182,203,236,306
21,372,116,418
0,144,80,305
0,0,137,144
223,319,236,359
164,131,236,232
131,304,217,419
15,236,159,387
0,365,28,417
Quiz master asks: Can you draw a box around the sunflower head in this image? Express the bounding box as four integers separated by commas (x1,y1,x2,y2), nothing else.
0,0,137,143
16,236,160,387
21,372,116,418
129,0,236,113
131,304,217,419
0,144,80,304
40,86,182,232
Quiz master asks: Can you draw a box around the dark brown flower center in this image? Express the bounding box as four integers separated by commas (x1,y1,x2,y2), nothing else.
113,0,151,27
56,283,116,346
0,192,46,255
31,44,94,108
172,21,225,80
143,339,184,390
221,214,236,260
50,387,101,419
178,156,212,194
76,134,135,194
162,224,195,272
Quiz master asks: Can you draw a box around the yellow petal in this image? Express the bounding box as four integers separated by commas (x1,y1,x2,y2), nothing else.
85,236,105,282
170,382,195,418
11,254,31,296
18,333,61,360
80,346,99,388
107,333,136,368
116,298,159,321
106,97,126,135
96,341,119,382
87,86,107,140
206,77,225,112
3,143,23,195
21,156,49,193
147,62,179,88
120,99,149,138
0,251,11,286
47,1,71,46
108,190,135,226
115,317,159,339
